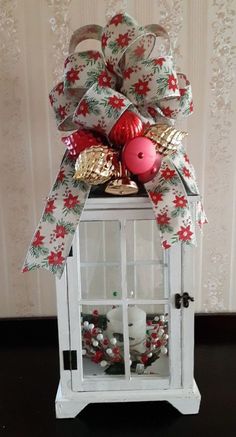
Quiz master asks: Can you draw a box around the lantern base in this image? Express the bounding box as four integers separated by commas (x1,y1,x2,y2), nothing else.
55,379,201,418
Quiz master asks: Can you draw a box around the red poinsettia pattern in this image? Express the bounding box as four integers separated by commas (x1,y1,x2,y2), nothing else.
168,74,178,91
177,225,193,242
108,95,125,109
116,32,131,48
66,68,80,83
134,79,150,96
145,155,202,250
22,153,91,277
77,100,89,117
33,230,45,247
48,250,65,266
98,71,112,87
173,195,187,208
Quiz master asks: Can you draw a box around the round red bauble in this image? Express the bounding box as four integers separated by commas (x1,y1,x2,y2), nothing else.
62,129,102,157
109,110,143,148
123,137,156,175
138,153,162,183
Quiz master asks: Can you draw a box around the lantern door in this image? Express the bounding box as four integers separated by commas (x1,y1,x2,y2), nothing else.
65,198,182,392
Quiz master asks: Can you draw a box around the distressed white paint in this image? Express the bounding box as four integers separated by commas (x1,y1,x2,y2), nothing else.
0,0,236,316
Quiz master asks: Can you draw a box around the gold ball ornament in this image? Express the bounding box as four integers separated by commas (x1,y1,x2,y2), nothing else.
74,145,119,185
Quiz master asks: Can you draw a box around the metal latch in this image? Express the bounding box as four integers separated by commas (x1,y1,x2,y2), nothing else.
175,292,194,309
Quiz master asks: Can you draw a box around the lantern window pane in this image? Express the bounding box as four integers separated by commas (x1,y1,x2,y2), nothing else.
126,220,163,262
79,221,121,299
81,304,126,379
126,220,168,300
127,304,169,379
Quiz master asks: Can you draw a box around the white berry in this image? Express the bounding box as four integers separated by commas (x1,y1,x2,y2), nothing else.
160,315,165,322
163,334,169,340
110,337,117,345
92,340,99,347
147,352,153,358
83,321,89,329
89,323,94,330
97,333,104,341
154,316,159,322
106,348,113,355
129,360,132,366
161,346,168,355
82,349,87,355
100,360,107,367
158,329,164,337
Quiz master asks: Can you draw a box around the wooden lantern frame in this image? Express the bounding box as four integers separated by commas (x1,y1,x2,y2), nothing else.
55,195,201,418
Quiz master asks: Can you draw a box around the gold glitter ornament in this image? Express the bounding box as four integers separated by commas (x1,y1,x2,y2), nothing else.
144,124,188,156
74,145,119,185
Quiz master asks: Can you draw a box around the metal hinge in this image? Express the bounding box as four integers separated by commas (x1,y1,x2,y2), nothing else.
63,350,77,370
175,292,194,309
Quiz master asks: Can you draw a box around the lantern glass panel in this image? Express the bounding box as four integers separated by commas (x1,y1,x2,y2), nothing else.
81,304,125,379
79,221,121,300
126,220,167,300
127,304,169,378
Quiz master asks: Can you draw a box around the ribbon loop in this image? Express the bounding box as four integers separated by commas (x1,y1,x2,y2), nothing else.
101,13,156,77
73,83,132,135
121,56,179,107
49,82,79,131
64,50,117,98
69,24,103,54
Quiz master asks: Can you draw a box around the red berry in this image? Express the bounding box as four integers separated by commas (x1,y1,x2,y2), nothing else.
92,350,103,363
93,309,99,316
112,347,120,355
141,355,149,364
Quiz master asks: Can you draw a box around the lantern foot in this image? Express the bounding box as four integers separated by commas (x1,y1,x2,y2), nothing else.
168,380,201,415
55,383,88,419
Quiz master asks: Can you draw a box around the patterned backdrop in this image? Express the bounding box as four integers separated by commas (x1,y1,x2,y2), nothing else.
0,0,236,316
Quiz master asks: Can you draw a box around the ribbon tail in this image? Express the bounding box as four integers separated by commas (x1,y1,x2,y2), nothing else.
171,144,208,230
196,199,208,230
145,156,196,249
22,152,91,278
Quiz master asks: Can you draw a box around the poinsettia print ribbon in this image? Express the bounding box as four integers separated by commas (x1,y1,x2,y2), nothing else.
145,149,207,249
22,12,207,278
145,155,196,249
22,153,90,278
49,12,193,137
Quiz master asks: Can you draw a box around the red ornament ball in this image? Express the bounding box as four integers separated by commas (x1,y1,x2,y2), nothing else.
123,137,157,175
138,154,162,183
62,129,103,157
109,110,143,148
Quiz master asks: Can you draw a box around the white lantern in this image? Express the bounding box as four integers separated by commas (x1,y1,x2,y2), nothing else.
55,194,200,418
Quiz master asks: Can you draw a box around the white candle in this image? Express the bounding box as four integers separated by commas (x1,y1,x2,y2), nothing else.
106,306,146,353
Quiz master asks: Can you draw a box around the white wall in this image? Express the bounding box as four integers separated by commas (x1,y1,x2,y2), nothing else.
0,0,236,317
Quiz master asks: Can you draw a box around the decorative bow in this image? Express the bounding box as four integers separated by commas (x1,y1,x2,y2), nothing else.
22,13,207,278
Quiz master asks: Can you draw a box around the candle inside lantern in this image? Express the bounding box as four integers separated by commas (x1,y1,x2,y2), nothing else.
106,305,146,353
